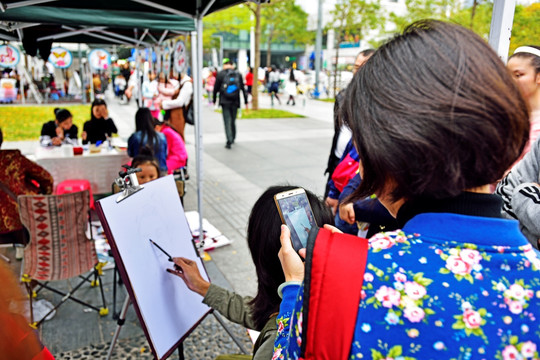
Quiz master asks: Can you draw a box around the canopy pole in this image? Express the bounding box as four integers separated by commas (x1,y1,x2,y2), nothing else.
488,0,516,63
192,18,204,248
79,43,85,104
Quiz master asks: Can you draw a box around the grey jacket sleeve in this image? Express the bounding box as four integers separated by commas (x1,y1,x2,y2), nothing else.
511,183,540,246
202,283,257,330
496,138,540,246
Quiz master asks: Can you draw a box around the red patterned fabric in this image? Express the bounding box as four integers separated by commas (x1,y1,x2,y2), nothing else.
0,150,53,234
18,191,97,281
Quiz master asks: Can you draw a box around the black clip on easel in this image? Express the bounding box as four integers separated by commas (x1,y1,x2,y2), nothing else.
106,169,249,359
115,165,144,203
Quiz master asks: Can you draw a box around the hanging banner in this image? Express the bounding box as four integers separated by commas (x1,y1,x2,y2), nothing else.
162,42,171,75
173,40,187,73
155,46,161,75
88,48,111,71
0,44,20,68
48,47,73,69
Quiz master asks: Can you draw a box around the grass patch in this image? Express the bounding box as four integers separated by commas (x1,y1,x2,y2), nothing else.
0,104,91,141
316,98,335,103
216,108,305,119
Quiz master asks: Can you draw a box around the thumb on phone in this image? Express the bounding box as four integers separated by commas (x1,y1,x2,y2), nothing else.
278,225,305,282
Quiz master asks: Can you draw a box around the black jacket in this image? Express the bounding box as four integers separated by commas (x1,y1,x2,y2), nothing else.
82,117,117,144
40,120,78,145
213,69,248,107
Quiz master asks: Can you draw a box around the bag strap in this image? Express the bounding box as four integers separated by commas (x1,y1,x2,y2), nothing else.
301,227,369,360
0,179,17,200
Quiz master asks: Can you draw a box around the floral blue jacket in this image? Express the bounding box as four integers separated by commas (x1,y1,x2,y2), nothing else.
274,212,540,360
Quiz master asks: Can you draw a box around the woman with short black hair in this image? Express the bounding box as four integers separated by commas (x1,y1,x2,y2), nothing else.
275,20,539,359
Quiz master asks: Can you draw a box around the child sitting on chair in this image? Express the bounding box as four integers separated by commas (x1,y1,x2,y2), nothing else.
131,149,160,185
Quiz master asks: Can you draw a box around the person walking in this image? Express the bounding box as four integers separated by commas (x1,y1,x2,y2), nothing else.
268,66,281,106
285,69,298,106
213,59,248,149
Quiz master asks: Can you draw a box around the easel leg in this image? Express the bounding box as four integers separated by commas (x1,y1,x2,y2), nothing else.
177,342,184,360
107,296,130,360
212,311,249,355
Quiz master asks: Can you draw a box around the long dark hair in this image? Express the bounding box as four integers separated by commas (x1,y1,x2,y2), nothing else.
343,20,530,203
247,185,334,330
134,108,159,154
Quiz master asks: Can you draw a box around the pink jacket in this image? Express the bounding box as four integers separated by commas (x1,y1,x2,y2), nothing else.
161,124,187,173
157,79,180,103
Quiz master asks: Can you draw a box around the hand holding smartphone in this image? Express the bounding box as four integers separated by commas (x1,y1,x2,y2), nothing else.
274,188,318,253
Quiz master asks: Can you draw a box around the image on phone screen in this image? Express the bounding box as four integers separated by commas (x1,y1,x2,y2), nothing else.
276,191,317,250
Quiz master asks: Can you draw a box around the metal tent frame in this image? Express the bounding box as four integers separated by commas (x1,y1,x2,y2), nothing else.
0,0,518,242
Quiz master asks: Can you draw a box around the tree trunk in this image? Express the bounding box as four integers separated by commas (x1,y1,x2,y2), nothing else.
470,0,479,28
252,2,262,111
266,30,273,67
333,30,341,98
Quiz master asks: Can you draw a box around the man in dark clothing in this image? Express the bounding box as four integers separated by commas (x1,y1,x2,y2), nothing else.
213,59,248,149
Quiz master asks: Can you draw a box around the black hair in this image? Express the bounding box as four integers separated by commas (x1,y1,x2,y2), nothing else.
508,45,540,75
134,108,159,155
131,147,160,175
90,98,107,121
247,185,334,330
54,108,72,123
0,127,3,147
343,20,530,204
357,49,375,58
289,69,296,82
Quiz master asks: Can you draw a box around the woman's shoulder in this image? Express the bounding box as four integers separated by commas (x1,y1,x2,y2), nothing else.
41,120,55,129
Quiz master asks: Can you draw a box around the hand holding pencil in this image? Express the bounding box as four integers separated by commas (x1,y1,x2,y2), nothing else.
167,257,210,297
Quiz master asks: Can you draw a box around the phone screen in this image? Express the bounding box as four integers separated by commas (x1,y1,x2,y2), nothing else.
275,189,317,251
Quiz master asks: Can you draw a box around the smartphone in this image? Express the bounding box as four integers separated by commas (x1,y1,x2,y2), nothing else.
274,188,318,253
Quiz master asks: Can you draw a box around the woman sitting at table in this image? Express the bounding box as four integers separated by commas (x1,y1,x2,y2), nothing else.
81,99,118,145
128,108,168,173
40,108,78,147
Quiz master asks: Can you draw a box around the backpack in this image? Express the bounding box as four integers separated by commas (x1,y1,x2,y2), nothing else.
183,101,194,125
300,227,368,360
221,70,241,101
331,152,359,193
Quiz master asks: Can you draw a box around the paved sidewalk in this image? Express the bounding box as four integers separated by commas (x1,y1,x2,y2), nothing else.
1,92,336,359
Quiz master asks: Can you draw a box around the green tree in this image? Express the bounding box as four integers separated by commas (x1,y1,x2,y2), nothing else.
451,1,493,39
260,0,311,67
509,3,540,54
202,5,252,51
329,0,384,96
390,0,461,31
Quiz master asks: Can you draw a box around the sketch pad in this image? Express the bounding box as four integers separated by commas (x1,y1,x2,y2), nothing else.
96,175,210,359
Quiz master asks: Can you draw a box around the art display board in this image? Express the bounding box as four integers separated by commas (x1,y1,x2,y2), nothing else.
95,175,210,359
49,47,73,69
174,40,187,73
0,44,20,68
88,48,111,71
